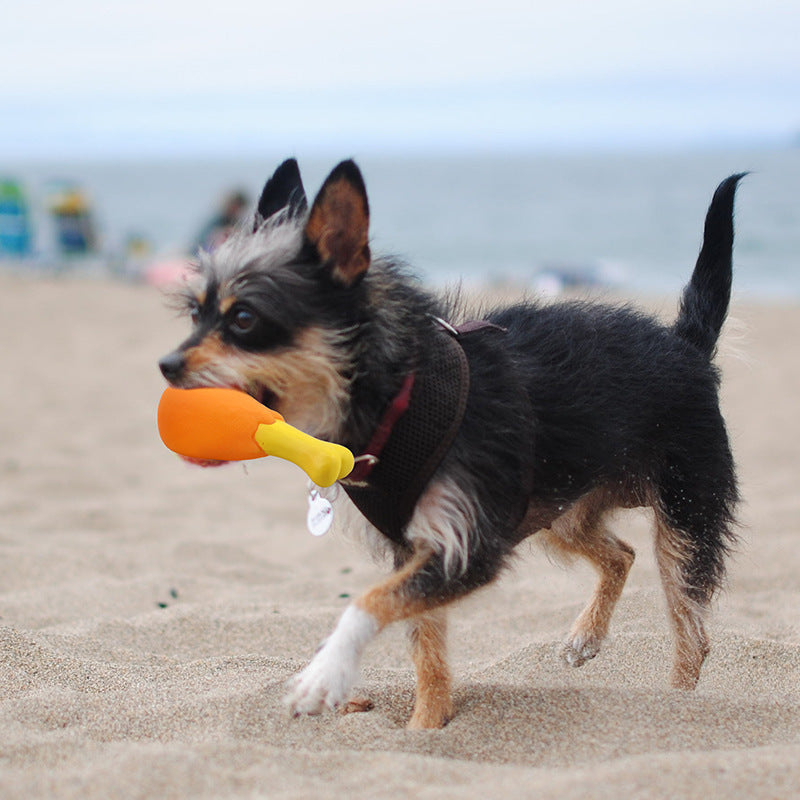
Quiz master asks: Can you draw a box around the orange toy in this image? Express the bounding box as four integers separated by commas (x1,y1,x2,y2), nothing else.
157,387,354,487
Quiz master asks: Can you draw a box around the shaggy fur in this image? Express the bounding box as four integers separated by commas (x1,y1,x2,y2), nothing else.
159,159,743,727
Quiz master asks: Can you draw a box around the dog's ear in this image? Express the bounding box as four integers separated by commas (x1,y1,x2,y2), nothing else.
305,160,370,286
254,158,308,229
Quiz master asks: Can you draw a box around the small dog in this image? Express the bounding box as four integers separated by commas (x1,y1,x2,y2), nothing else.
159,159,742,729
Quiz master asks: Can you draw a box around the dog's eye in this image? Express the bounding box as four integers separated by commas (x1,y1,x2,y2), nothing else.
229,306,257,336
189,303,201,325
223,304,290,349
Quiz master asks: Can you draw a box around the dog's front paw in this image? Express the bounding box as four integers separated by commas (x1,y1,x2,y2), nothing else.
286,605,377,717
562,632,601,667
286,645,359,715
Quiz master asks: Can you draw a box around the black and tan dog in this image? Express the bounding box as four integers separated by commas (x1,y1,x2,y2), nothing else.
159,160,742,728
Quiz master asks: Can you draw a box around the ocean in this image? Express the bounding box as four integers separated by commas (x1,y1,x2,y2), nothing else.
3,146,798,297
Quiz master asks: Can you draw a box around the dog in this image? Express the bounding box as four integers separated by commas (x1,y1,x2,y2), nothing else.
159,159,742,729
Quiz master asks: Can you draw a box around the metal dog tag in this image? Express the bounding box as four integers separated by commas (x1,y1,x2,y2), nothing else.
307,489,334,537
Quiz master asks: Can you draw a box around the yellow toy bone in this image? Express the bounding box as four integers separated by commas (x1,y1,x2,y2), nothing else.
253,419,354,487
157,387,354,487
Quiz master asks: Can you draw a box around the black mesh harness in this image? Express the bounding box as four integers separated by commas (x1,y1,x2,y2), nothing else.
340,319,502,544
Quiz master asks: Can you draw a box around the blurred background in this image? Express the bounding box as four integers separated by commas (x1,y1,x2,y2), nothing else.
1,0,798,296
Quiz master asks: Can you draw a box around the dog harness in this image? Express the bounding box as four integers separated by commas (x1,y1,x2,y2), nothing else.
340,319,503,545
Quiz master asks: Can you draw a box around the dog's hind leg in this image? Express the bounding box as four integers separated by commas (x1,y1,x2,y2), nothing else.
649,415,737,689
407,608,453,729
651,453,737,689
652,511,710,689
542,492,635,668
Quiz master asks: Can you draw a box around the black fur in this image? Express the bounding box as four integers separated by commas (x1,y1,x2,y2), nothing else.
336,190,741,605
160,161,743,709
487,298,738,602
255,157,308,227
675,173,747,357
163,162,741,604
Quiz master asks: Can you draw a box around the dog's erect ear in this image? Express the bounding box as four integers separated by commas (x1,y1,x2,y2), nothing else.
305,160,370,286
254,158,308,229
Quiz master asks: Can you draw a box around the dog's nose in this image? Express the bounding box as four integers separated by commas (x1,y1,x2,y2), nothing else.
159,351,186,382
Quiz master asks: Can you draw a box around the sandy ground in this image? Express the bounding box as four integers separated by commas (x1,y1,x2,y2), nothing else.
0,274,798,799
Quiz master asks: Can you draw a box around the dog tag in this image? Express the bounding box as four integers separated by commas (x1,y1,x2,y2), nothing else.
307,489,334,537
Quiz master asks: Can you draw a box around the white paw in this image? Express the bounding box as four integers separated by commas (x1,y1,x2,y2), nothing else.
286,644,358,715
286,651,358,715
286,605,378,717
562,632,601,667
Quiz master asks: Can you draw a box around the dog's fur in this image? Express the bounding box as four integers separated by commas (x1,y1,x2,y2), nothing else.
159,159,742,728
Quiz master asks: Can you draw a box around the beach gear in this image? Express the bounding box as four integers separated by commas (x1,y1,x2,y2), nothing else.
46,181,96,255
0,179,32,256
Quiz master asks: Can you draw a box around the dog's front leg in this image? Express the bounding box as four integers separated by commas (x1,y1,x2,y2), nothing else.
286,551,437,718
407,608,452,729
286,603,378,715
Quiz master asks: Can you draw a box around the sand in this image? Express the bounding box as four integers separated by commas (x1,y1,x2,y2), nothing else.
0,274,798,799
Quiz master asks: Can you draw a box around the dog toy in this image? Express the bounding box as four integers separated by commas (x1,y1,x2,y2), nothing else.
157,387,354,487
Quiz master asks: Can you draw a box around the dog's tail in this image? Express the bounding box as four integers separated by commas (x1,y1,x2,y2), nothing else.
673,173,747,358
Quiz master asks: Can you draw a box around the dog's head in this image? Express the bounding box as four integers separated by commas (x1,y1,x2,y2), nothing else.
158,159,372,440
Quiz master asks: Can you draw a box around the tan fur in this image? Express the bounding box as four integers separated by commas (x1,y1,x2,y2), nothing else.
184,331,226,372
244,327,352,439
306,178,370,286
540,489,636,666
407,609,453,729
353,551,455,729
354,551,439,629
219,295,236,315
537,485,712,686
653,511,710,689
177,327,352,441
181,332,256,391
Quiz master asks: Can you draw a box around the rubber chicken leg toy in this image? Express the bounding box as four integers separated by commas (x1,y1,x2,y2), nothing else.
157,387,354,487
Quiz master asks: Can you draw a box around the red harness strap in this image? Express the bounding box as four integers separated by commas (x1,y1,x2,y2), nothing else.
347,371,416,483
347,319,506,485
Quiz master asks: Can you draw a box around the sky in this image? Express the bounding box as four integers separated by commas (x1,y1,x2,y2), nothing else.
4,0,799,159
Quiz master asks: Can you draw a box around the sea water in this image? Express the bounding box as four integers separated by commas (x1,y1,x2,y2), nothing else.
3,146,798,297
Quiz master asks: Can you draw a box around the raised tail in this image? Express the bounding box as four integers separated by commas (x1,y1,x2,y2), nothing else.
674,173,747,358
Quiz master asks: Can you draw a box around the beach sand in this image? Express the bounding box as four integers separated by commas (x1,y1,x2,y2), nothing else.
1,274,798,798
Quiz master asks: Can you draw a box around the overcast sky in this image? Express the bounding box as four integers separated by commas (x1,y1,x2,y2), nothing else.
4,0,799,158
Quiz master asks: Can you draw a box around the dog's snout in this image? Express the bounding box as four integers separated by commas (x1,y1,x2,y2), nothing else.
159,351,186,382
